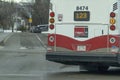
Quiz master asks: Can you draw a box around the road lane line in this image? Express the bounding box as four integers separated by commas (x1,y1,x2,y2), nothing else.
35,34,47,49
2,33,14,44
20,47,27,50
0,74,44,77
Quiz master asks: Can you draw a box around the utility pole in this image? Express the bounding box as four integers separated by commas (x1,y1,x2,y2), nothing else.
28,15,32,28
11,0,14,32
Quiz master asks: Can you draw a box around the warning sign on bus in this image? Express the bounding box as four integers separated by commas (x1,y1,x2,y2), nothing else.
74,27,88,38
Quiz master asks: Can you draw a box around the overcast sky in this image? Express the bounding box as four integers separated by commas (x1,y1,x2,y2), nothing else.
3,0,34,3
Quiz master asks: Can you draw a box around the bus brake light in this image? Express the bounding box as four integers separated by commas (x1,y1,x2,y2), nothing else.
50,12,55,17
50,24,54,30
110,12,115,17
110,25,116,31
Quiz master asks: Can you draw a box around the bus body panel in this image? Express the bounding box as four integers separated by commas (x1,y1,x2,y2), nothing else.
47,0,120,67
51,0,115,24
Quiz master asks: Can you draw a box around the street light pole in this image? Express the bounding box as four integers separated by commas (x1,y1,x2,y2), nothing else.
28,14,32,30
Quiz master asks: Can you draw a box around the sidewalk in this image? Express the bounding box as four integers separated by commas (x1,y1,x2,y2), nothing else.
0,32,13,45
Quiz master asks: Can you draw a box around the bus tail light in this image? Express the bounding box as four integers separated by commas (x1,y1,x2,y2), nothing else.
49,18,55,23
110,12,116,31
49,12,55,30
50,12,55,17
110,18,116,24
110,25,116,31
50,24,54,30
110,12,115,17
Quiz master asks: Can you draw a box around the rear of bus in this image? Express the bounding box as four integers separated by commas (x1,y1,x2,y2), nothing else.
46,0,120,68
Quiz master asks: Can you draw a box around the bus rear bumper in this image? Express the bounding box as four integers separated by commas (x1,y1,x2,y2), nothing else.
46,52,119,65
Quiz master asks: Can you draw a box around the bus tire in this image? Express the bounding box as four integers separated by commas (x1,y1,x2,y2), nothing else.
97,66,109,72
81,65,109,72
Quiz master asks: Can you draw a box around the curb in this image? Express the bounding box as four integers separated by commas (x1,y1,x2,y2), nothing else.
0,33,14,46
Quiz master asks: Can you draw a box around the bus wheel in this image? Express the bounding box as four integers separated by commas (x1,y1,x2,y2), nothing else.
97,66,109,72
80,65,109,72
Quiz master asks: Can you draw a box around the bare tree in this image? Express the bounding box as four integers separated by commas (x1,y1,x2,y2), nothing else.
32,0,49,25
0,0,49,29
0,1,16,29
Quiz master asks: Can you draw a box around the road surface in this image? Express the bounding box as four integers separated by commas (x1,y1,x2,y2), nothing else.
0,32,120,80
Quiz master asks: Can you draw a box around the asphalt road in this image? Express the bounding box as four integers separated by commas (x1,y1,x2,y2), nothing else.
0,32,120,80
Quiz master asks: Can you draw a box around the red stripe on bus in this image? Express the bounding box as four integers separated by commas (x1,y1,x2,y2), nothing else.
48,34,119,51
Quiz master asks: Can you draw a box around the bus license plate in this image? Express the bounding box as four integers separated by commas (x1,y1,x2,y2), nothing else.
77,45,86,51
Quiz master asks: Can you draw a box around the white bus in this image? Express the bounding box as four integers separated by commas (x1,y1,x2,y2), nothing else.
46,0,120,71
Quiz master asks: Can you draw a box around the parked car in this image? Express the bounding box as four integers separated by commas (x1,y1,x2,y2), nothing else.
33,26,42,33
37,24,48,32
30,24,48,33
